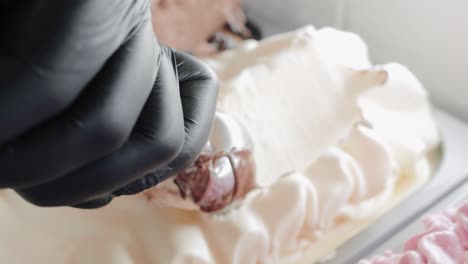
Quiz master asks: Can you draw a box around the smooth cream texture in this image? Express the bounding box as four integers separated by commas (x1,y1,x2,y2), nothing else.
205,26,388,186
0,26,439,264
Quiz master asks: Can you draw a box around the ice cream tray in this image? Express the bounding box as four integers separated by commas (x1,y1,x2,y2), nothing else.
322,109,468,263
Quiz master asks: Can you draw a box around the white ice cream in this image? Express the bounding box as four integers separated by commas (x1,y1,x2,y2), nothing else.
0,26,439,264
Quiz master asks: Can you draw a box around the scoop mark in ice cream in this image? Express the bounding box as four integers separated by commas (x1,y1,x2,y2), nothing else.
174,148,256,212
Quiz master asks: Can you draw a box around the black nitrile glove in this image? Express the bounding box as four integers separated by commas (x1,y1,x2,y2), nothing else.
0,0,218,208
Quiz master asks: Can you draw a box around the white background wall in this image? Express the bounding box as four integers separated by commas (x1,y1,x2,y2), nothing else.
244,0,468,121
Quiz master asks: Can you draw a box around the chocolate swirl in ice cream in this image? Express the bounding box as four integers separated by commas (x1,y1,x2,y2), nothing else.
151,0,261,56
175,149,256,213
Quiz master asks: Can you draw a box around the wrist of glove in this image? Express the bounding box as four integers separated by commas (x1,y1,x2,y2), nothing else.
0,0,218,208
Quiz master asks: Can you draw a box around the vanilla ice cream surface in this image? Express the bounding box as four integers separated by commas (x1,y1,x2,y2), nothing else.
0,26,440,264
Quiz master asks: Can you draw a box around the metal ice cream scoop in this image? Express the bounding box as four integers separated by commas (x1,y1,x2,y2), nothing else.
175,112,257,212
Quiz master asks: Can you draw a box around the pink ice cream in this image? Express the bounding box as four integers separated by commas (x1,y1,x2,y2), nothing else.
360,202,468,264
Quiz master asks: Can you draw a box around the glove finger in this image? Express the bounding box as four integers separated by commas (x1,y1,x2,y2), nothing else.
114,50,219,196
0,0,150,144
0,22,157,189
71,195,113,209
16,46,185,207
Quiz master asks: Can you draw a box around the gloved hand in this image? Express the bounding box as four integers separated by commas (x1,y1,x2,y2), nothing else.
0,0,218,208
